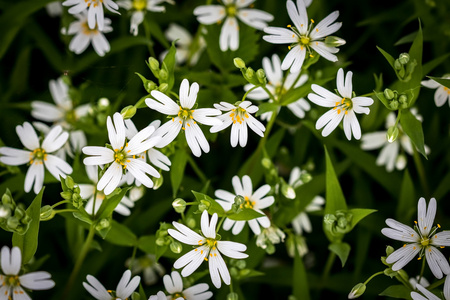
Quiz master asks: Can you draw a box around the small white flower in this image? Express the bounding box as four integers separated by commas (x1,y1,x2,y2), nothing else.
410,283,441,300
263,0,344,73
82,113,161,195
146,79,222,157
421,75,450,107
117,0,173,36
245,54,310,121
161,23,206,66
308,68,374,140
162,270,212,300
409,275,430,289
83,269,140,300
62,12,113,57
168,210,248,289
0,246,55,299
256,225,286,250
148,291,167,300
210,101,265,147
62,0,119,31
0,122,73,194
381,198,450,279
361,110,430,172
126,254,165,285
79,165,140,216
215,175,274,235
194,0,273,51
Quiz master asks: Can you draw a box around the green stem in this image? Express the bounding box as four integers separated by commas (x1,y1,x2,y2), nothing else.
418,256,426,284
261,85,276,102
170,91,180,99
396,273,413,290
216,216,226,233
62,225,96,299
395,109,402,127
426,277,445,291
54,209,78,214
241,85,260,102
51,200,71,209
128,246,138,271
187,155,207,183
321,251,336,283
363,271,385,285
413,147,430,197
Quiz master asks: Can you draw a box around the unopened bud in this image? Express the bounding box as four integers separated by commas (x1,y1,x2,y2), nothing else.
383,88,395,100
384,268,397,278
337,216,348,228
60,191,73,201
227,292,239,300
186,217,196,229
120,105,137,120
233,57,246,69
386,245,395,256
159,69,168,81
389,100,399,110
170,241,182,253
152,175,164,190
40,205,55,221
245,68,255,80
234,195,245,207
159,83,169,93
7,217,19,230
261,157,272,169
198,200,211,212
2,192,13,205
398,94,407,104
348,283,366,299
324,36,346,47
398,53,410,65
281,181,296,200
386,126,399,143
256,69,266,84
65,176,75,189
394,59,402,71
0,206,11,218
235,259,246,269
300,172,312,183
156,237,166,246
395,154,407,170
95,218,110,231
172,198,186,214
324,214,337,225
148,57,160,73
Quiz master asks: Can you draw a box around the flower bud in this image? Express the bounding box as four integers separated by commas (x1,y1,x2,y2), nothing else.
156,237,166,246
395,154,407,170
324,214,337,225
0,206,11,219
389,100,399,110
2,192,13,205
281,181,296,200
227,292,239,300
40,205,55,221
198,200,210,212
386,245,395,256
7,217,19,230
148,57,160,74
245,67,255,80
261,157,272,169
172,198,186,214
186,216,196,229
120,105,137,120
383,88,395,100
170,241,182,253
65,176,75,189
398,94,407,104
233,57,246,69
383,268,397,278
386,126,399,143
324,36,346,47
348,283,366,299
234,195,245,207
95,218,110,231
398,53,410,65
60,191,73,201
256,68,266,84
300,172,312,184
159,69,168,81
235,259,246,269
394,59,402,71
152,175,164,190
159,83,169,93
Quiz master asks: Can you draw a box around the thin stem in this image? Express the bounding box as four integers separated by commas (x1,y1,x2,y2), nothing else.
261,85,276,102
51,200,71,209
396,273,413,290
426,277,445,291
54,209,79,214
187,155,207,183
413,147,430,197
394,109,402,127
418,256,426,284
321,251,336,283
170,91,180,100
241,85,260,102
128,246,138,271
216,216,226,233
62,225,96,299
363,271,385,285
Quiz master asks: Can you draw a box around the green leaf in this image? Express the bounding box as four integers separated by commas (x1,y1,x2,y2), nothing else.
137,235,156,254
162,42,176,91
324,146,347,215
191,191,225,216
72,207,93,225
96,187,131,220
227,208,265,221
400,109,427,158
348,208,377,231
104,220,137,247
396,170,416,223
376,46,396,70
12,187,44,264
256,102,278,117
171,149,188,198
379,285,412,299
423,53,450,76
374,91,395,110
139,284,147,300
293,248,310,300
328,242,351,267
427,76,450,89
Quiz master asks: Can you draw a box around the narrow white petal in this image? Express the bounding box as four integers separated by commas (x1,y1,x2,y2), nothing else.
425,246,450,279
1,246,21,275
386,243,420,271
217,241,248,259
20,272,55,290
44,154,73,180
16,122,40,151
24,163,45,194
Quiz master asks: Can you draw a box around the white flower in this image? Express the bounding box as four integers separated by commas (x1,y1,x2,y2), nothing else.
215,175,274,235
409,275,430,289
361,110,430,172
168,210,248,288
308,68,374,140
117,0,173,36
161,23,206,66
411,283,441,300
46,1,63,17
263,0,344,73
256,225,286,250
162,271,212,300
244,54,310,121
79,165,140,216
62,0,119,31
292,196,324,235
0,122,73,194
62,12,113,57
83,269,140,300
210,101,265,147
0,246,55,299
381,198,450,279
146,79,222,157
82,113,161,195
194,0,273,51
126,254,165,285
421,75,450,107
148,291,167,300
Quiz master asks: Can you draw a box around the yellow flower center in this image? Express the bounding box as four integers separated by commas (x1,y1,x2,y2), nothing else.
241,196,255,209
65,110,77,125
300,36,310,46
226,4,237,16
29,148,47,165
173,293,186,299
113,143,131,169
6,275,20,287
421,238,429,247
133,0,146,11
333,98,353,115
85,0,103,8
82,22,99,35
229,107,249,124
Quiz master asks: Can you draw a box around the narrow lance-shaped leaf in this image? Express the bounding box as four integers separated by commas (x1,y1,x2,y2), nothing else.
396,170,415,223
171,149,187,198
427,76,450,89
162,42,177,91
329,242,351,267
324,146,347,214
191,191,225,216
399,109,427,158
292,247,310,300
227,208,265,221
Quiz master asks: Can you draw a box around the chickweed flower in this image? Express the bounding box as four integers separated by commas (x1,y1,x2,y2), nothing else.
421,75,450,107
146,79,222,157
381,198,450,279
162,270,212,299
210,101,265,148
63,0,119,31
83,269,140,300
263,0,344,73
410,283,441,300
215,175,274,235
0,246,55,299
194,0,273,51
168,210,248,288
0,122,73,194
308,68,374,140
82,113,161,195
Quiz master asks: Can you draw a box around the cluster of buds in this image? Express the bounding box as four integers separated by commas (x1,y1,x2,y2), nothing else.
233,57,267,86
135,57,172,95
324,210,353,239
286,234,308,258
60,176,84,209
156,223,182,254
394,53,417,82
256,225,286,254
383,88,410,110
0,189,32,234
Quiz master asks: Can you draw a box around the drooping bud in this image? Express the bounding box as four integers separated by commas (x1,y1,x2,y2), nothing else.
172,198,186,214
395,154,407,170
386,126,399,143
158,83,169,93
120,105,137,120
170,240,182,253
348,283,366,299
152,174,164,190
40,205,55,221
324,36,346,47
281,179,296,200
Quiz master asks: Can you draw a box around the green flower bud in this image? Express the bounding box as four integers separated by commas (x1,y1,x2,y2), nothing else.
383,267,397,278
60,191,73,201
261,157,272,169
159,83,169,93
394,59,402,71
239,269,250,277
245,67,255,80
156,237,166,246
186,217,196,229
95,218,110,231
227,292,239,300
131,292,141,300
398,94,407,104
386,126,399,143
265,243,275,255
120,105,137,120
146,81,157,92
398,53,410,65
281,181,296,200
40,205,55,221
72,194,84,209
65,176,75,189
2,191,13,205
234,195,245,207
148,57,160,73
198,200,210,212
235,259,246,269
348,283,366,299
14,206,25,220
0,205,11,219
337,215,348,228
152,175,164,190
389,100,399,110
256,68,266,84
170,241,183,253
383,88,395,100
324,214,337,225
229,267,239,277
398,67,405,78
7,217,19,230
233,57,246,69
172,198,186,214
159,69,168,81
324,36,346,47
300,172,312,184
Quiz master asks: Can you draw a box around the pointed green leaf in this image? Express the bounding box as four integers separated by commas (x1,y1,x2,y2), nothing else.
423,54,450,76
191,191,225,216
171,149,188,198
348,208,377,231
427,76,450,89
293,247,310,300
396,170,415,223
104,220,137,247
137,235,156,254
12,187,44,264
400,109,427,158
376,46,396,70
227,208,264,221
379,285,412,299
324,146,347,215
97,187,130,220
256,102,278,117
328,242,351,267
162,42,176,91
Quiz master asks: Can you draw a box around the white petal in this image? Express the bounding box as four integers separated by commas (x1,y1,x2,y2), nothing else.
216,241,248,259
386,243,420,271
220,17,239,52
360,132,387,150
116,270,140,299
83,275,111,300
174,246,208,277
263,27,297,44
425,247,450,279
16,122,40,151
163,271,183,294
97,162,122,195
24,163,45,194
194,5,226,25
169,222,205,246
20,272,55,290
0,147,31,166
1,246,21,275
282,45,305,73
44,154,73,180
